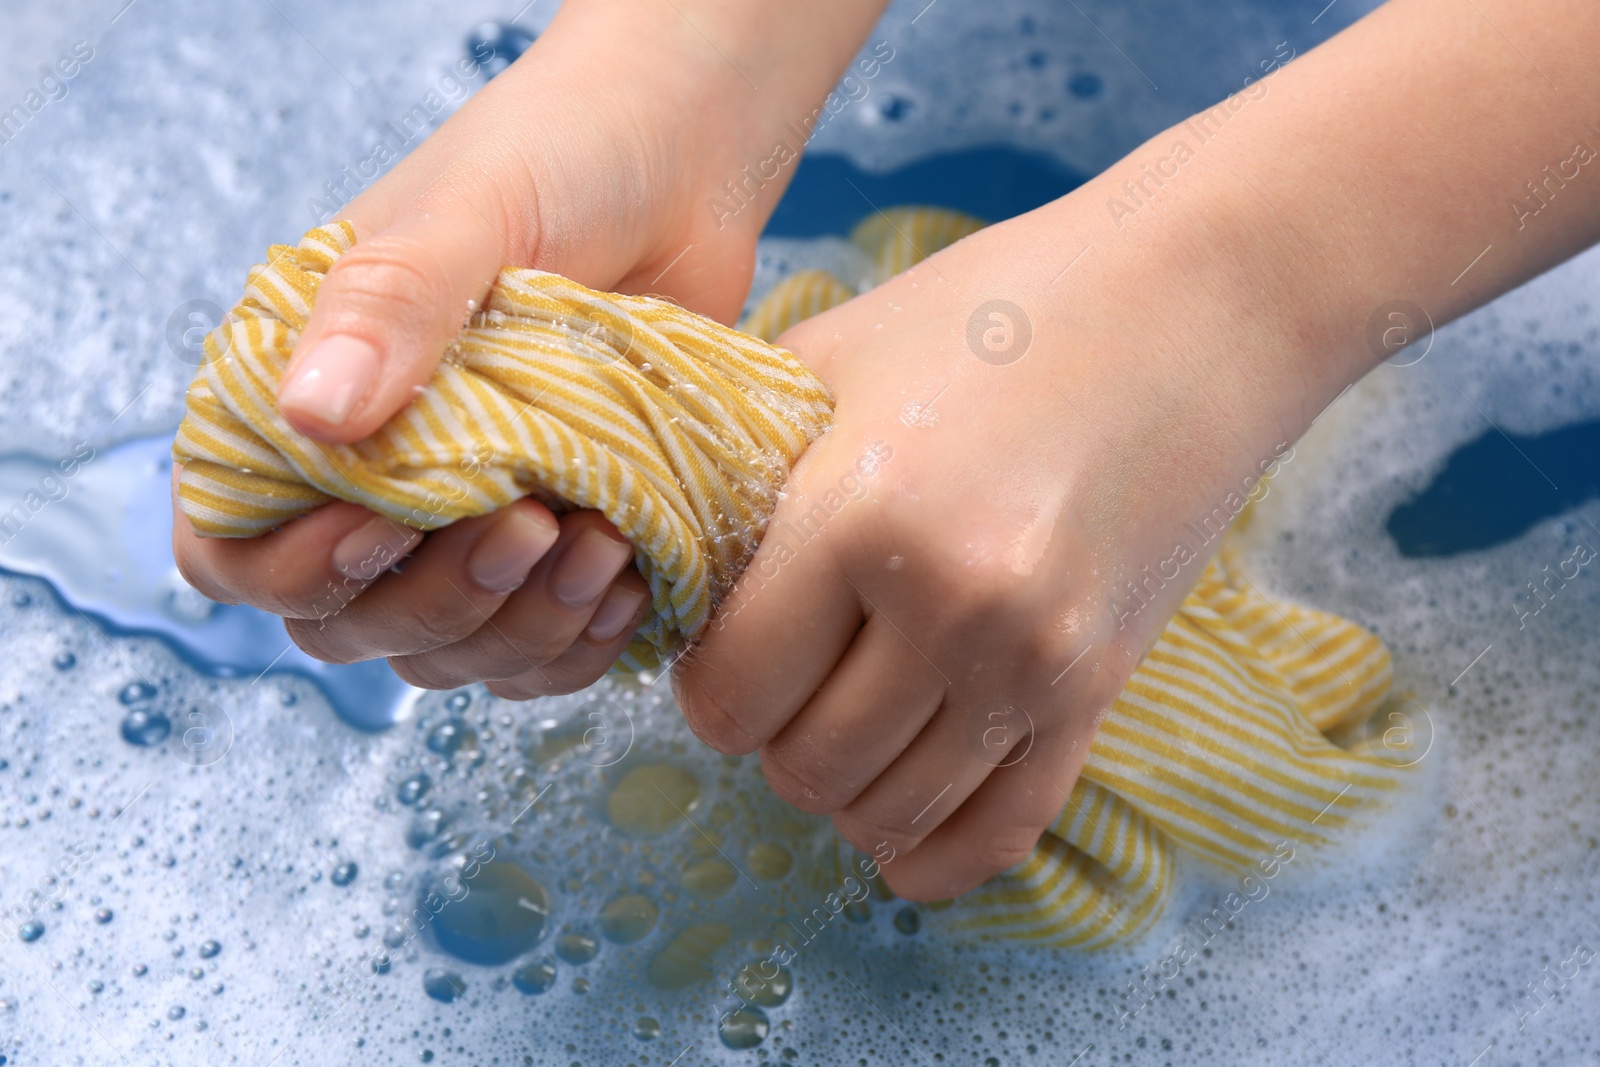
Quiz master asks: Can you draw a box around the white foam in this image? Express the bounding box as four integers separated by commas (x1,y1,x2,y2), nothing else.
2,0,1597,1063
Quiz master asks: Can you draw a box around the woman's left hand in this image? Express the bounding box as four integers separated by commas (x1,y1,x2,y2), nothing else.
672,156,1335,901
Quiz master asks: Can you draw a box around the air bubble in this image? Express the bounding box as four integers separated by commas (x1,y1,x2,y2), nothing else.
555,930,599,965
118,681,157,705
396,774,431,806
422,969,465,1003
717,1006,770,1050
511,959,557,995
120,709,171,747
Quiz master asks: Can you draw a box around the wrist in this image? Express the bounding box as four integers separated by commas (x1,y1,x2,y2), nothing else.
1024,137,1354,443
540,0,890,239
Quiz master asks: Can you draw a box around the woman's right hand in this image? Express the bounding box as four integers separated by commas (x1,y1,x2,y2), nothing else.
173,0,889,698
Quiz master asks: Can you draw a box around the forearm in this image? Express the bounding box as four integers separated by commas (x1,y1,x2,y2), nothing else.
539,0,892,227
1062,0,1600,431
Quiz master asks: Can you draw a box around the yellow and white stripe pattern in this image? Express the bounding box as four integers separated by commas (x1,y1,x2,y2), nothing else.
174,208,1411,946
174,221,833,671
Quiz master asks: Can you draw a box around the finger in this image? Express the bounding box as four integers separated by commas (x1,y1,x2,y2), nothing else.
285,499,559,663
397,550,647,691
389,510,638,686
276,174,513,444
758,615,947,814
172,465,422,617
877,728,1090,902
829,696,1035,862
671,449,864,755
481,575,652,700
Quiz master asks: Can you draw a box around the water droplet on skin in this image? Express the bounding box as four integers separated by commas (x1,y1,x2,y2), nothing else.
52,651,75,670
633,1016,662,1041
94,908,113,924
894,907,922,935
132,963,147,977
18,920,43,942
331,862,358,887
198,940,221,959
87,980,103,994
120,709,171,747
168,1005,186,1021
446,692,471,713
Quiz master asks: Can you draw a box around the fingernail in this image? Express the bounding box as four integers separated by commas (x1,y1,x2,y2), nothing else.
585,584,647,641
333,516,421,581
278,335,381,426
468,508,560,594
551,528,634,608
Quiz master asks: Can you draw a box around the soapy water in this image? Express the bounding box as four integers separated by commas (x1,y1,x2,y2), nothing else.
0,437,409,731
2,0,1600,1064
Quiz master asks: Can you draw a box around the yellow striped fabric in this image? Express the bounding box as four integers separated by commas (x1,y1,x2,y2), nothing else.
174,222,832,671
174,207,1412,946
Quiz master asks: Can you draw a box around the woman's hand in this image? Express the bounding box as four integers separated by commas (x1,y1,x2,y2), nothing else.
173,0,890,697
672,184,1315,899
674,0,1600,901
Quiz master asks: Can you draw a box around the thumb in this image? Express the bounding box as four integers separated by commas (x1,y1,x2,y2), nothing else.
276,179,517,443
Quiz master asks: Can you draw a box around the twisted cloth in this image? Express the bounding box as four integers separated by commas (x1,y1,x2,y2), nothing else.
174,210,1412,946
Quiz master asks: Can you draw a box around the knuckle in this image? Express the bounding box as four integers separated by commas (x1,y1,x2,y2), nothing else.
670,674,757,755
387,654,456,691
486,674,545,702
284,617,356,665
172,547,236,607
974,825,1043,877
832,811,924,861
501,627,573,669
320,244,450,331
761,742,850,813
404,601,480,652
532,653,609,697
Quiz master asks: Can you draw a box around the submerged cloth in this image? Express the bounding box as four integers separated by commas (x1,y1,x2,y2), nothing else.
174,209,1411,947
